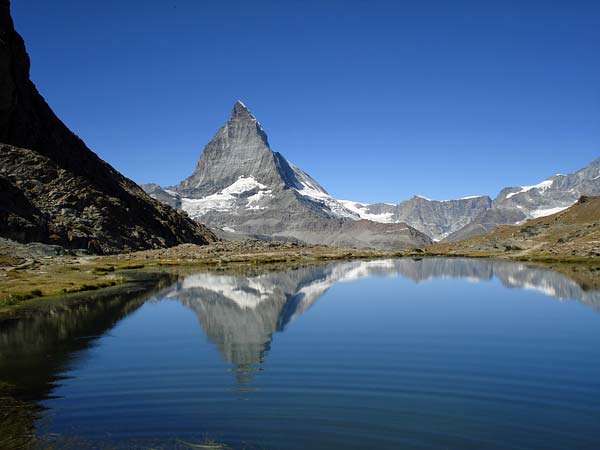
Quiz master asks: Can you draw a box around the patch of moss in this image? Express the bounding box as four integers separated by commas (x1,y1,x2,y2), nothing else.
115,263,145,270
93,265,115,274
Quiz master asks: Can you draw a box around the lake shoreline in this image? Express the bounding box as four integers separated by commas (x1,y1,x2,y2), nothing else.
1,239,599,320
0,240,401,320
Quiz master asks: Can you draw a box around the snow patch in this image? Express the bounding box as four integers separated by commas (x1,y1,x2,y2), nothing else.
529,205,570,218
182,193,236,216
338,200,394,223
245,189,273,210
414,195,484,202
221,176,267,195
506,179,554,199
181,176,272,218
293,174,359,219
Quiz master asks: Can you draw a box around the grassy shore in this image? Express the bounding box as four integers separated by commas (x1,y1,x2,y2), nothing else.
1,238,598,317
0,240,403,315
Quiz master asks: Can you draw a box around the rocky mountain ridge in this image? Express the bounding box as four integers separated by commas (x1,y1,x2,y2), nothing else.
443,158,600,241
340,195,493,240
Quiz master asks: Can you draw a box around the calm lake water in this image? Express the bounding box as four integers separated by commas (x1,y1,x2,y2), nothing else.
1,258,600,449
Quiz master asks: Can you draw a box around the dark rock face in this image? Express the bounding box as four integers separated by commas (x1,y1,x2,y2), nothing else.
0,1,216,253
0,145,217,253
0,170,47,243
146,102,432,250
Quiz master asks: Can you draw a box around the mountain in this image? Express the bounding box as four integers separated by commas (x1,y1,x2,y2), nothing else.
340,195,493,241
337,158,600,243
0,1,216,253
145,101,599,246
353,158,600,243
494,158,600,214
144,101,432,249
441,207,527,242
444,158,600,242
427,196,600,259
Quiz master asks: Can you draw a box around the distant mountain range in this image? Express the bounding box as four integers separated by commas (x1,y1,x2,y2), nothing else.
0,0,216,253
145,102,600,245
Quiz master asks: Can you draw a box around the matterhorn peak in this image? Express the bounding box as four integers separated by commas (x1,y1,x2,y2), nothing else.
232,100,255,121
228,100,269,146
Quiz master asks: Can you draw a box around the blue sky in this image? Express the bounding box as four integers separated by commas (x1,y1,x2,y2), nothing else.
12,0,600,203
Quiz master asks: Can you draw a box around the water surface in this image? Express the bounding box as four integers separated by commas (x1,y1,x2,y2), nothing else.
1,258,600,449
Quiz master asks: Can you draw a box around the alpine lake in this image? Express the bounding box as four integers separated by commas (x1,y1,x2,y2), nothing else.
1,257,600,449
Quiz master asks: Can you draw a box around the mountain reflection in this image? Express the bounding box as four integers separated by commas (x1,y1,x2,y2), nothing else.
155,266,336,387
155,258,600,386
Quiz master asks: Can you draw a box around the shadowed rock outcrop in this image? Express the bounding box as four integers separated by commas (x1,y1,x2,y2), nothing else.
0,1,216,253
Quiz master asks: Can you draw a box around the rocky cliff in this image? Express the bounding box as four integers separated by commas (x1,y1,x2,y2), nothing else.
0,1,216,253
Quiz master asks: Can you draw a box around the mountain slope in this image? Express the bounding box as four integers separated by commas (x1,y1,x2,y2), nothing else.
145,101,431,250
494,158,600,214
444,158,600,242
0,0,216,253
442,207,527,242
426,196,600,259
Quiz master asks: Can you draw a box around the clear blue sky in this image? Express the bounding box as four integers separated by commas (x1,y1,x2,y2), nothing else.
12,0,600,203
